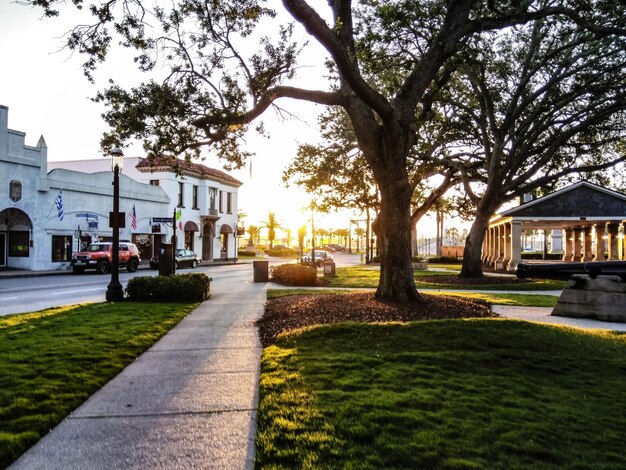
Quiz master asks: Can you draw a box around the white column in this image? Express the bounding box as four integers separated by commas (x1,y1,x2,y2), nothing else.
573,227,582,262
594,224,605,261
503,223,511,266
508,221,522,272
564,228,573,261
607,223,620,260
583,226,593,262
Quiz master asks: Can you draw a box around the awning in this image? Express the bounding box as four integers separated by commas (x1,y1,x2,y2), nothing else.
220,224,234,234
184,221,199,231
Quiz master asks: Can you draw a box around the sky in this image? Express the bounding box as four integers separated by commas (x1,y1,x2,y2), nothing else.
0,1,444,239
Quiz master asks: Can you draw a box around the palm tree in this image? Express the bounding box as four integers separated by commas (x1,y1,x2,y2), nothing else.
298,225,307,257
262,212,282,249
247,225,261,247
334,228,349,247
316,228,328,246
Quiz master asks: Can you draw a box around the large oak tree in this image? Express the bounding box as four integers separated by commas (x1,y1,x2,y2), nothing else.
30,0,626,301
431,16,626,278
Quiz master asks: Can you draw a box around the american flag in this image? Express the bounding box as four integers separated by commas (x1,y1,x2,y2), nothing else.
55,189,64,221
130,204,137,230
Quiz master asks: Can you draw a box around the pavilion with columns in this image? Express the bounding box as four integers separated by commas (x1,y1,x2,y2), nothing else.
483,181,626,272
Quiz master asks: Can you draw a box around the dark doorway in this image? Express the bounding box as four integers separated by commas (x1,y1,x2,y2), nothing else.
0,233,5,267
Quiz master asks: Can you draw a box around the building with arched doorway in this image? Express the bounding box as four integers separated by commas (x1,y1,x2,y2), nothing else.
1,105,171,271
48,153,242,262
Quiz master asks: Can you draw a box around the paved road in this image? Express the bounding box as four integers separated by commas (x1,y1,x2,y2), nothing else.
0,263,250,316
0,253,363,316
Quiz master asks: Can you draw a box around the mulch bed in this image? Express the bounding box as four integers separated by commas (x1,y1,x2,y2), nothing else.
257,292,496,347
414,275,531,286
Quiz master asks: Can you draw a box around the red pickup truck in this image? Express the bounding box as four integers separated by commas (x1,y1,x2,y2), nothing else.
71,242,141,274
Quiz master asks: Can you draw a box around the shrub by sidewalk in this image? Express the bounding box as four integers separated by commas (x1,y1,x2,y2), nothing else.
126,273,211,301
269,263,318,286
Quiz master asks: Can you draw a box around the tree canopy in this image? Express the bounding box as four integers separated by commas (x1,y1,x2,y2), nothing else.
28,0,626,301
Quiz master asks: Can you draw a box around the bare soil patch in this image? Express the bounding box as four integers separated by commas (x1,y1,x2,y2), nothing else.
258,292,496,347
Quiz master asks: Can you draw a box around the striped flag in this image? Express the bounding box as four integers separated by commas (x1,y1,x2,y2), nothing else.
55,189,64,221
130,204,137,230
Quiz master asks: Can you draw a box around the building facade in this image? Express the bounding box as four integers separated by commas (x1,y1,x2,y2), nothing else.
484,182,626,271
0,105,171,271
49,156,243,262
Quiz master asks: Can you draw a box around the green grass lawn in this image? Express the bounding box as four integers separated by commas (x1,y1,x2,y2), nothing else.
267,289,558,307
0,301,196,468
256,319,626,469
326,266,566,291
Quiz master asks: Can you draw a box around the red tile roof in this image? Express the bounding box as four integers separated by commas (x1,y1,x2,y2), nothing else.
136,156,242,187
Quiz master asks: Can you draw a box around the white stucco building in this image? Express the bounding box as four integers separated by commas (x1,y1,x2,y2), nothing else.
0,105,171,271
49,155,243,262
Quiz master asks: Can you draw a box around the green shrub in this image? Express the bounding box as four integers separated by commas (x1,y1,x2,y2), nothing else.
126,273,211,302
270,263,317,286
238,249,257,257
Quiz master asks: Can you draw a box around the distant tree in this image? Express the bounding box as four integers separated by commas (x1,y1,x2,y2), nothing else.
334,228,349,247
262,212,282,249
354,227,367,253
434,19,626,278
446,227,460,246
247,225,261,247
297,225,307,257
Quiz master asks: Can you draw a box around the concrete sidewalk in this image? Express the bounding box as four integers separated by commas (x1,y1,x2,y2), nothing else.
493,304,626,332
10,278,267,470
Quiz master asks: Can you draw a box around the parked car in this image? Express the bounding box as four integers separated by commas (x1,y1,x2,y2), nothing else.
72,242,140,274
302,250,333,267
150,248,201,270
266,245,298,257
323,244,346,253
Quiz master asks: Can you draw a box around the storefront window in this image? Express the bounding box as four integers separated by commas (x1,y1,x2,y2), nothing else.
51,235,72,262
132,234,153,260
8,231,29,257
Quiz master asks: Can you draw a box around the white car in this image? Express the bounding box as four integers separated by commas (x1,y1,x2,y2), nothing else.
302,250,333,267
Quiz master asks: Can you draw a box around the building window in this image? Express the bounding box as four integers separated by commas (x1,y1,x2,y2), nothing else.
209,187,217,211
192,185,199,209
219,190,223,213
51,235,72,262
9,180,22,202
9,231,29,257
227,192,232,214
149,179,160,186
178,182,184,207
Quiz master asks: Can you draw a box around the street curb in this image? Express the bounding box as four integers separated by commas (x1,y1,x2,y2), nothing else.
0,260,251,279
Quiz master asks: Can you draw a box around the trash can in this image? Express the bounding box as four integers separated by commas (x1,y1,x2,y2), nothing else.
159,243,174,276
323,260,336,277
253,260,269,282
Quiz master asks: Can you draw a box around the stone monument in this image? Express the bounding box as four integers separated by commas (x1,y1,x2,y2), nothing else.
552,275,626,322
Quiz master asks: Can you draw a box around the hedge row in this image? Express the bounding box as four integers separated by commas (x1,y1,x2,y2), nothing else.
238,249,257,257
126,273,211,302
269,263,317,286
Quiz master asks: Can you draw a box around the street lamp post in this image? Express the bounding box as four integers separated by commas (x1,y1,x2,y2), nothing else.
106,147,125,302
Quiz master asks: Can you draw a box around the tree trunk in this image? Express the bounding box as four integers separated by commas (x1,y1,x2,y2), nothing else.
375,174,421,303
365,209,371,263
459,212,491,278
